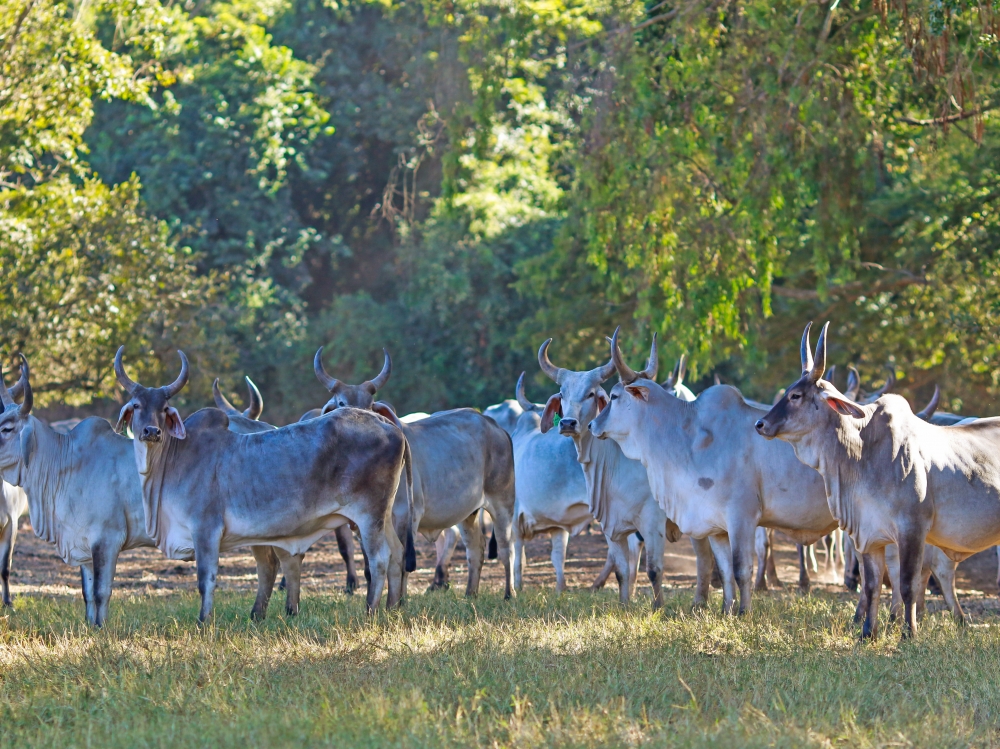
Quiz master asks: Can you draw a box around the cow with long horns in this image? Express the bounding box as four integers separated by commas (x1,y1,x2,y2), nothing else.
537,337,716,610
0,356,153,626
589,328,839,615
114,348,408,621
755,322,1000,636
312,347,516,599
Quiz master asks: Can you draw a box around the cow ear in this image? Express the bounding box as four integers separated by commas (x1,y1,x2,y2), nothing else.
820,391,865,419
164,406,187,439
372,401,404,429
540,394,562,434
115,402,134,435
19,420,34,469
625,385,650,402
595,390,609,414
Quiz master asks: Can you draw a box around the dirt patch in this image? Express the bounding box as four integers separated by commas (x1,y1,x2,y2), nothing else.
9,519,1000,614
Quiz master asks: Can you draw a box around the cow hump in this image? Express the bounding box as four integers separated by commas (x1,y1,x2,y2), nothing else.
184,408,231,433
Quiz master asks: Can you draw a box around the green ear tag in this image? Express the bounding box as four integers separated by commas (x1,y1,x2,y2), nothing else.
553,413,561,428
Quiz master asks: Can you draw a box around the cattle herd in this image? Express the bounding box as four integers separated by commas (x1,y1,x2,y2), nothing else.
0,321,998,639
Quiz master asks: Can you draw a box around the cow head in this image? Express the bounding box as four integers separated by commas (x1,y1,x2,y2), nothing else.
754,322,865,442
314,346,391,414
537,335,628,438
212,376,264,420
114,347,189,443
588,328,663,457
0,356,33,485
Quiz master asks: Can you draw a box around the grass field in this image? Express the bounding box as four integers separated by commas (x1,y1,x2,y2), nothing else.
1,586,998,748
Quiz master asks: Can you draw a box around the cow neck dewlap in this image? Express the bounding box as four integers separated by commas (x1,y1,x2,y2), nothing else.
578,431,617,527
20,417,67,550
135,436,177,549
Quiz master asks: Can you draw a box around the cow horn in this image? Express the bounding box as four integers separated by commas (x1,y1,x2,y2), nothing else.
538,339,566,385
0,363,12,411
515,372,535,413
610,326,641,384
824,364,836,386
810,322,829,383
845,366,861,401
244,376,263,420
9,353,28,401
872,365,896,397
363,349,391,395
800,322,814,376
313,346,340,392
162,351,189,399
635,333,658,382
17,354,31,416
212,378,241,417
675,354,687,388
916,384,940,420
713,373,722,386
114,346,139,394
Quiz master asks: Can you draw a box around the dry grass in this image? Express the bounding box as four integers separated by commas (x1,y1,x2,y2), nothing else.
1,586,999,748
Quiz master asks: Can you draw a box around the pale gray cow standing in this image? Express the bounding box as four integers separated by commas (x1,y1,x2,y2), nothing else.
313,348,516,599
0,357,154,626
588,328,840,615
0,480,27,607
753,321,1000,636
536,338,715,610
114,348,407,621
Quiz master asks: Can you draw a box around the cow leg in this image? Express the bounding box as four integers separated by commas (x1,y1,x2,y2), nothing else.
487,501,515,600
551,529,570,594
754,527,769,592
384,519,405,608
844,533,860,592
80,563,96,625
861,547,887,639
606,535,632,603
765,530,783,588
731,524,755,615
0,519,16,607
884,543,902,623
627,532,643,600
640,520,665,611
708,534,736,615
896,534,925,637
250,546,279,621
796,544,811,593
271,549,303,616
513,525,526,591
334,525,358,595
930,550,965,624
92,544,120,628
691,536,713,608
357,520,392,614
430,528,460,591
459,513,486,597
194,527,223,624
807,543,818,574
995,545,1000,600
590,546,616,592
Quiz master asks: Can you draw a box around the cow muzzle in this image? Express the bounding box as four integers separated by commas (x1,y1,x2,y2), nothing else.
558,418,579,435
140,425,162,443
587,420,607,440
754,418,777,439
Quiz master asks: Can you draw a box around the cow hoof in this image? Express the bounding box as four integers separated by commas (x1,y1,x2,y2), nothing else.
2,598,12,609
285,607,298,617
343,586,355,596
250,608,266,622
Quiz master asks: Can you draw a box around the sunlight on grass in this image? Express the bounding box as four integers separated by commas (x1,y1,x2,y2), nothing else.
0,588,997,747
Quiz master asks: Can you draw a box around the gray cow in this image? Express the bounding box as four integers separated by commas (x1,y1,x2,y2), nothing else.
114,348,407,621
754,322,1000,636
313,348,516,599
756,323,1000,637
537,338,716,610
0,357,153,626
589,328,839,615
0,480,27,607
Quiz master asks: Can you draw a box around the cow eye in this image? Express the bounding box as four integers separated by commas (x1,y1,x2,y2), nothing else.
790,392,801,401
585,392,594,399
610,393,618,401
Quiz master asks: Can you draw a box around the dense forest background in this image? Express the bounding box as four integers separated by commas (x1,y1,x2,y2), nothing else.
3,0,1000,421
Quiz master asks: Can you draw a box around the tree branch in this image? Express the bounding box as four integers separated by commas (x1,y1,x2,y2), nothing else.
771,269,928,301
898,104,998,127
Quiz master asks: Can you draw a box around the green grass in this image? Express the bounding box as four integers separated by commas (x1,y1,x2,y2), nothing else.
1,588,998,748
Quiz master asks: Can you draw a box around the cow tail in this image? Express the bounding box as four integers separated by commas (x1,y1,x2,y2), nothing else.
402,437,417,573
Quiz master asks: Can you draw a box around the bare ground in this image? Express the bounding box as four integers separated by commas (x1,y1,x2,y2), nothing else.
9,519,1000,619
